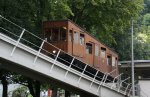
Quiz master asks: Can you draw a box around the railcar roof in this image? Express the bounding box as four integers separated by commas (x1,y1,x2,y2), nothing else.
43,19,118,56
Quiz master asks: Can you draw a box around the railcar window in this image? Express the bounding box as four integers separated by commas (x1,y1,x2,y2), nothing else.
45,27,66,42
101,47,106,58
95,45,99,56
44,29,51,41
60,27,66,41
86,43,92,54
80,34,84,45
115,58,118,66
112,56,116,66
107,55,111,65
74,32,78,43
51,28,59,41
69,30,73,41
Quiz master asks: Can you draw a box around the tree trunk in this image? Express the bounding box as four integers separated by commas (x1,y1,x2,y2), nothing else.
27,78,35,97
65,90,70,97
35,80,41,97
51,87,57,97
2,76,8,97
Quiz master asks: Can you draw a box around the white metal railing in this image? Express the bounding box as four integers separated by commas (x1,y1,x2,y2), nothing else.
0,15,132,95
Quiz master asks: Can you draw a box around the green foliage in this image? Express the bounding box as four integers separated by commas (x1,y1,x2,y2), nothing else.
142,13,150,25
133,22,150,60
67,0,144,46
116,16,150,60
12,86,28,97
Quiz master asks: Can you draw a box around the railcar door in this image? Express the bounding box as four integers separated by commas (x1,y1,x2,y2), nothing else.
79,33,85,59
72,31,83,59
99,47,107,72
68,29,73,54
94,44,100,68
85,43,93,65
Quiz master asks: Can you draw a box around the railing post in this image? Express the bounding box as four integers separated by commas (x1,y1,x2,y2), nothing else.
102,73,109,86
118,77,130,92
11,29,25,56
90,70,99,89
125,83,131,94
77,64,87,85
100,73,106,85
96,73,106,93
128,86,132,96
111,73,123,89
50,49,61,73
103,69,116,86
33,40,45,65
64,57,75,79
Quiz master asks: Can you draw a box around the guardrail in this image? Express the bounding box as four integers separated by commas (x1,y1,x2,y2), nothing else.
0,15,133,96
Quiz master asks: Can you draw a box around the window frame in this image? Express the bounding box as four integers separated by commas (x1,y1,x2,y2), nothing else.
80,33,85,45
74,31,79,44
95,45,99,56
86,43,92,54
101,47,106,58
69,30,73,42
44,27,67,42
112,56,116,66
107,55,112,66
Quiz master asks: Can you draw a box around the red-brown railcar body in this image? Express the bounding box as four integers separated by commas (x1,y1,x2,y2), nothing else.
42,20,118,77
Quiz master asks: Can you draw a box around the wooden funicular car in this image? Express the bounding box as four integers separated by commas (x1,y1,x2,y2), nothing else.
42,20,119,82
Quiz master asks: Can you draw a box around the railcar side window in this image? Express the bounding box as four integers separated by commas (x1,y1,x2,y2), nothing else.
95,45,99,56
112,56,116,66
86,43,92,54
80,34,85,45
107,55,111,65
69,30,73,41
115,58,118,66
101,47,106,58
74,32,78,43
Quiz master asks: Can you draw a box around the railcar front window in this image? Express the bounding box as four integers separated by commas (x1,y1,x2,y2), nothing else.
44,29,51,41
51,28,59,41
45,27,66,42
86,43,92,54
60,27,66,41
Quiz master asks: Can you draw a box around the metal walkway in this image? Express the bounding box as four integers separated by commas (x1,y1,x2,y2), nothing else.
0,15,130,97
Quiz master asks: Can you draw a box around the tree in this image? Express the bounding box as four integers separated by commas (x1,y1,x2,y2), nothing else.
133,14,150,60
11,75,41,97
0,69,11,97
12,86,28,97
114,11,150,60
66,0,144,46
